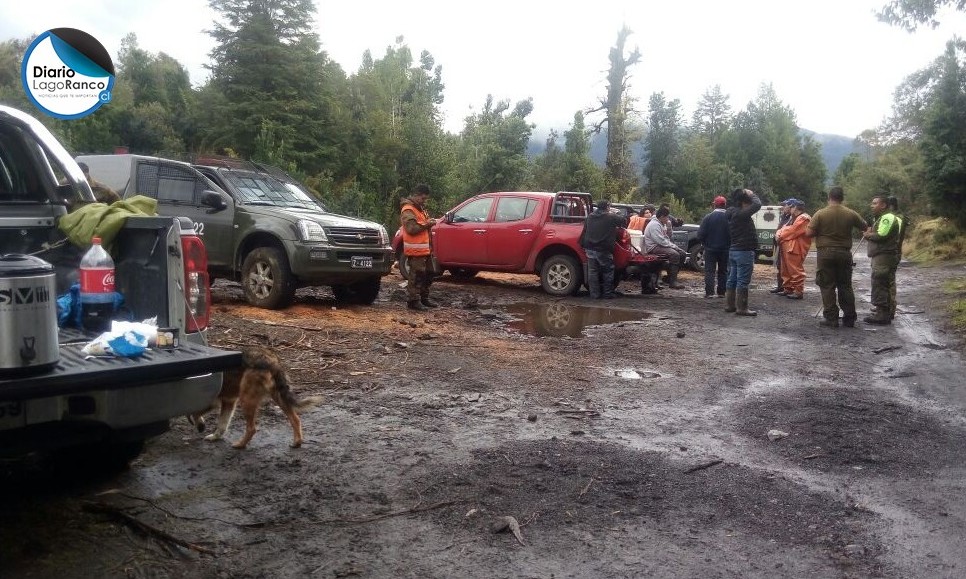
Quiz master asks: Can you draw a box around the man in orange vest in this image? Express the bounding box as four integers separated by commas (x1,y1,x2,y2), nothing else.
774,199,811,300
400,184,438,311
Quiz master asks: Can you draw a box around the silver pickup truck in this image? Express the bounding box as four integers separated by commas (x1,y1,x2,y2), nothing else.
0,104,240,467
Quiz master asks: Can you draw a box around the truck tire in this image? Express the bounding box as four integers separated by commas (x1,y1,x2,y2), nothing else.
332,277,381,305
242,246,296,309
448,268,478,279
50,440,146,475
689,242,705,272
541,255,582,296
398,252,442,282
397,250,411,280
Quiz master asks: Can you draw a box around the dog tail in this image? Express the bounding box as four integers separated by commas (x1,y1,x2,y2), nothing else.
274,368,323,411
294,395,323,410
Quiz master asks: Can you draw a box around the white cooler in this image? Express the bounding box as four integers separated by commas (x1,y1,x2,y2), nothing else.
629,230,644,252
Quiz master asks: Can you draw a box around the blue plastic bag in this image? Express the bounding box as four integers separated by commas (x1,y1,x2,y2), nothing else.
56,283,127,328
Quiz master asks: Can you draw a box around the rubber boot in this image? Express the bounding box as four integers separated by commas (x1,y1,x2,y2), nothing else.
407,300,428,311
421,296,439,308
863,310,891,325
666,265,685,289
724,289,737,313
736,288,757,316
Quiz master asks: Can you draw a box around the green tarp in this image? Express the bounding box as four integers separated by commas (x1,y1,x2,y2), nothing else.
58,195,158,251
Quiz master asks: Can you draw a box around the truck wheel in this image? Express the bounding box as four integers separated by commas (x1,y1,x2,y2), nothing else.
689,243,705,272
397,250,411,280
50,440,146,475
541,255,582,296
332,277,381,305
242,247,296,309
448,268,478,279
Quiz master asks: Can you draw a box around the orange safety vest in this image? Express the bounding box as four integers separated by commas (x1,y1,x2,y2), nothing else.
400,203,432,257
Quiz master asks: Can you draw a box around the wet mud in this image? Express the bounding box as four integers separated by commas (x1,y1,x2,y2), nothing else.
2,256,965,578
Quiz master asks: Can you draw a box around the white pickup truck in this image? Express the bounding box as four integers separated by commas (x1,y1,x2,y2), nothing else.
0,104,240,467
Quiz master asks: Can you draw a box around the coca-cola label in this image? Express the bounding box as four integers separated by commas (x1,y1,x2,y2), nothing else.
80,268,115,293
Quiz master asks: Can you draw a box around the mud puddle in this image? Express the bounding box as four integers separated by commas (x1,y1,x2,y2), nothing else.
502,302,651,337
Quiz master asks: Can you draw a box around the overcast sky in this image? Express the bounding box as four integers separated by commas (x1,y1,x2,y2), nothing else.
4,0,965,137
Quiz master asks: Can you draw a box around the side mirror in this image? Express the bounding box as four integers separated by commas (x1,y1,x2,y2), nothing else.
443,211,454,224
201,190,227,211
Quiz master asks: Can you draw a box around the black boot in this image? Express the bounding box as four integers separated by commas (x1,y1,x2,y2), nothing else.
666,265,684,289
407,300,428,311
736,288,757,316
421,297,439,308
724,289,736,313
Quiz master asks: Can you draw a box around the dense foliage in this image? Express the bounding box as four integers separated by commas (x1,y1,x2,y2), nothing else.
1,0,963,232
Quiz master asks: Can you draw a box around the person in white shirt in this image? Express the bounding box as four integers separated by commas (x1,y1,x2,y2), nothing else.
643,206,688,289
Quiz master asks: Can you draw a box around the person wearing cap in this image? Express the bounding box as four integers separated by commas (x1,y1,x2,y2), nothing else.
774,199,812,299
643,205,688,290
579,199,627,299
725,187,762,316
400,184,439,311
861,195,902,325
769,200,796,294
696,195,731,298
805,186,868,328
77,161,121,204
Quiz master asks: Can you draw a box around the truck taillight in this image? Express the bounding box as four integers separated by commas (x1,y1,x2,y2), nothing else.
181,235,210,333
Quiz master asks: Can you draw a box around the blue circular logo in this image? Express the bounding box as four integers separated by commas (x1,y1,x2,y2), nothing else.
20,28,115,120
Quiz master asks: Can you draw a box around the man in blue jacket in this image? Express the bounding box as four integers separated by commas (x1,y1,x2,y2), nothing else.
696,195,730,298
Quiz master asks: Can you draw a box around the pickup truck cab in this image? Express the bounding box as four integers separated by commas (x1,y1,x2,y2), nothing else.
394,191,659,296
76,155,393,309
0,105,240,466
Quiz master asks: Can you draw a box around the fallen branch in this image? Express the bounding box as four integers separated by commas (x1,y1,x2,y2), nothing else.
303,499,460,526
803,453,825,460
82,501,215,556
491,515,525,545
873,345,902,355
555,409,601,419
94,490,260,528
579,478,595,496
683,459,724,474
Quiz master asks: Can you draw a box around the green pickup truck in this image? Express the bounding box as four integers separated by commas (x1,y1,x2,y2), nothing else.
76,155,393,309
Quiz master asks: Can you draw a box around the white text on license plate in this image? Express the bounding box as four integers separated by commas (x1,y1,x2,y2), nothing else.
351,256,373,268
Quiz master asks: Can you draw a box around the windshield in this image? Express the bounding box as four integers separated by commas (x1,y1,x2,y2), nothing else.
221,170,323,211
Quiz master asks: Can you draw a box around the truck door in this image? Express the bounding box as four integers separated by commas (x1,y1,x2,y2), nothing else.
485,196,541,267
135,160,234,270
434,197,493,266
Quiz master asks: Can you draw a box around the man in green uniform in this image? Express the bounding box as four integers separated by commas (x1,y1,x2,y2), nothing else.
805,187,868,328
862,195,902,325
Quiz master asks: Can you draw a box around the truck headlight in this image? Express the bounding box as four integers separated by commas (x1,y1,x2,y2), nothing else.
298,219,328,242
378,225,389,245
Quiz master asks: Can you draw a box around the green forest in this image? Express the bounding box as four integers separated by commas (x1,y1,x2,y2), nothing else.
1,0,964,232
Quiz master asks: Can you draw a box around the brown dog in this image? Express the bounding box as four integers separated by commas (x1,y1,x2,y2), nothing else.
188,346,321,449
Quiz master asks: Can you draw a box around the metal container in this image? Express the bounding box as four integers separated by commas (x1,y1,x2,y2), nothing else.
0,254,59,377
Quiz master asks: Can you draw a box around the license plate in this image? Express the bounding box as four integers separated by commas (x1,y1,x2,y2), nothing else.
0,400,24,430
351,256,373,269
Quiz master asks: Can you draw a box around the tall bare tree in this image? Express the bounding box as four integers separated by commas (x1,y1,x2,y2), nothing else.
588,26,641,200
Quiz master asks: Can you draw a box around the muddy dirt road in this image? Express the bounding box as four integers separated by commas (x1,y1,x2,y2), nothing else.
3,256,966,578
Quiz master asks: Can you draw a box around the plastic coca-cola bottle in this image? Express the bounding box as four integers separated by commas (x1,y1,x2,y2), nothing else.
79,236,115,332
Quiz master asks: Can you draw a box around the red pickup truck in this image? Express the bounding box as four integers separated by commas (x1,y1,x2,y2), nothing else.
393,191,663,296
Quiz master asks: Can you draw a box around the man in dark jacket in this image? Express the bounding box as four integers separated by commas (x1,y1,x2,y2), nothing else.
696,195,730,298
580,200,627,299
725,188,762,316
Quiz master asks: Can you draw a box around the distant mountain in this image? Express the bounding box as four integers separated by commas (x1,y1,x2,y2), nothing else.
527,126,864,179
